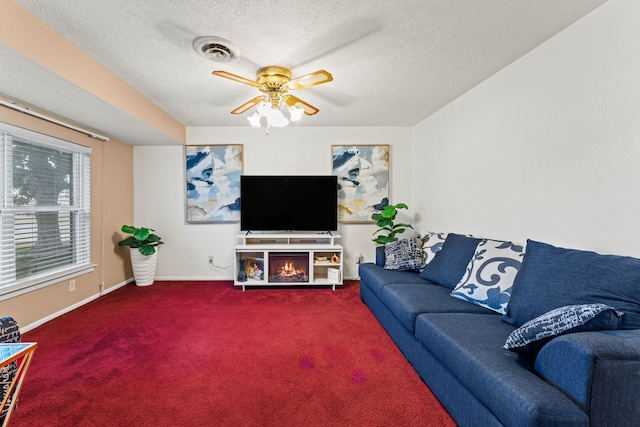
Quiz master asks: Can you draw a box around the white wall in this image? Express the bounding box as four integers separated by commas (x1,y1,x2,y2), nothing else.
134,127,412,280
412,0,640,256
135,1,640,280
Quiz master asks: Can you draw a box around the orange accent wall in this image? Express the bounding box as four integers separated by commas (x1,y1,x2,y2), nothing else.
0,105,134,328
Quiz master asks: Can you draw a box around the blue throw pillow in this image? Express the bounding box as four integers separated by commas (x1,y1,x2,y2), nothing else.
503,303,623,354
503,240,640,329
419,233,481,289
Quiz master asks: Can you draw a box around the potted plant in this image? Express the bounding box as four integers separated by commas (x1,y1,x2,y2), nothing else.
371,202,413,245
118,225,163,286
371,201,414,266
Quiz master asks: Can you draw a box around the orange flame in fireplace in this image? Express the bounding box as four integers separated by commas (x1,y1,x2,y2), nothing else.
280,262,305,276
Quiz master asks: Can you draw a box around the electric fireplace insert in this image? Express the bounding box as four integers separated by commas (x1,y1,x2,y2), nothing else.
268,252,309,283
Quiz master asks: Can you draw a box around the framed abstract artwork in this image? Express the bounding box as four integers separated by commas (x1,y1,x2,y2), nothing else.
331,144,389,223
185,144,243,223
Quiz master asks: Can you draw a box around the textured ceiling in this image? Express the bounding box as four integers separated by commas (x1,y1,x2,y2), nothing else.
2,0,608,144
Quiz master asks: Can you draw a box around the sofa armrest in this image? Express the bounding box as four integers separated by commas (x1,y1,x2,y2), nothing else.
534,329,640,426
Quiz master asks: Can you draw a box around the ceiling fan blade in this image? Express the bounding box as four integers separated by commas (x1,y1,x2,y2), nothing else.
286,70,333,91
283,95,319,116
213,70,262,88
231,96,265,114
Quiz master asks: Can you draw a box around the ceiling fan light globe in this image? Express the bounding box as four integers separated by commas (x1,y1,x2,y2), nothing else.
264,106,280,119
266,109,289,127
288,105,304,122
256,101,271,116
247,112,262,127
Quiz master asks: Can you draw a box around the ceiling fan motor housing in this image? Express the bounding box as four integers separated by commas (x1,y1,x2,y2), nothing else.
257,66,293,105
257,66,292,84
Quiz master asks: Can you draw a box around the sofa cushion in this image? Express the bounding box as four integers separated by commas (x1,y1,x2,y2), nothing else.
415,313,589,426
504,304,623,354
419,233,482,289
450,239,524,314
384,237,426,271
379,283,497,333
358,263,432,298
420,232,448,265
503,240,640,329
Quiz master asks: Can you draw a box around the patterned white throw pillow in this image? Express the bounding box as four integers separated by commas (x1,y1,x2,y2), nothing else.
450,239,525,314
421,232,448,265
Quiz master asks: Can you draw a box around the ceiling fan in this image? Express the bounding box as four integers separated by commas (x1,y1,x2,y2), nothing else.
212,66,333,117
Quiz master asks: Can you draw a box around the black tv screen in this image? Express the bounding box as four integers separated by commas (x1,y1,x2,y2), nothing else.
240,175,338,232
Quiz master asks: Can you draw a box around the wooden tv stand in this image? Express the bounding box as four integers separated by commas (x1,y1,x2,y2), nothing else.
234,233,343,291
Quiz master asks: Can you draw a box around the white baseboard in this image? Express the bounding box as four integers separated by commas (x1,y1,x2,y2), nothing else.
21,278,133,333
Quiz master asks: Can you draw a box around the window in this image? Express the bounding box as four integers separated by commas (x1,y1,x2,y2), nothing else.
1,123,92,298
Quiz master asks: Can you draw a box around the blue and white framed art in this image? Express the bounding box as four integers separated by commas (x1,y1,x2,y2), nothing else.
332,144,389,223
185,145,243,222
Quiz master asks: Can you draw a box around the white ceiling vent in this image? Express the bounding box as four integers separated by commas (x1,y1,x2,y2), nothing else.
193,36,240,62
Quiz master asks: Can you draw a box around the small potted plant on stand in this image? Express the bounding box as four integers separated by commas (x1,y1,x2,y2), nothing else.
371,201,413,264
118,225,163,286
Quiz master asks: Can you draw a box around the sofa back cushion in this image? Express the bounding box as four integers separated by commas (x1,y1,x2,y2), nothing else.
419,233,481,289
503,240,640,329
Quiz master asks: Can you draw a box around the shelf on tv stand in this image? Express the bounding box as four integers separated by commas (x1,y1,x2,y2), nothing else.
239,233,340,246
234,233,343,291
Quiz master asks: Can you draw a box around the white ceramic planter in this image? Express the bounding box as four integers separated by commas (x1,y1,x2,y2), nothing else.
129,247,158,286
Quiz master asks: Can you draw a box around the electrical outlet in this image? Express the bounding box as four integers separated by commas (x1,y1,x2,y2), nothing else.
69,279,76,292
208,255,214,264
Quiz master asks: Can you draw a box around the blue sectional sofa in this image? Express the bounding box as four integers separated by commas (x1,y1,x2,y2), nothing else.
359,233,640,427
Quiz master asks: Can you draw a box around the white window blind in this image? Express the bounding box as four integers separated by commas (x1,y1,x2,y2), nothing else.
1,123,92,298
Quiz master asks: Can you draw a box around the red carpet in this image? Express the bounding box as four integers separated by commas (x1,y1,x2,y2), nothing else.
14,280,455,426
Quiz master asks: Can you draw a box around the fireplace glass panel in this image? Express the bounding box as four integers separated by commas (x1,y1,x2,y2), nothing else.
269,253,309,283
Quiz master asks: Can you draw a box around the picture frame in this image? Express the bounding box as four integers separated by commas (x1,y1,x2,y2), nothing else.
331,144,389,223
185,144,243,223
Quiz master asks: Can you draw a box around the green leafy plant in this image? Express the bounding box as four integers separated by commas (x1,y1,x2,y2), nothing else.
371,202,414,244
117,225,164,256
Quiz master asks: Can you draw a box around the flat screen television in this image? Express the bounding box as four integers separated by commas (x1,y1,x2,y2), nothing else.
240,175,338,232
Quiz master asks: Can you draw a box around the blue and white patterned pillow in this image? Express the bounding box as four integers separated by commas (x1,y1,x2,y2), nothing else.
503,303,623,354
384,237,427,271
450,239,524,314
421,232,448,266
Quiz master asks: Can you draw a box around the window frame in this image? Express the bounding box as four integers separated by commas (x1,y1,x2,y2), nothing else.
0,122,93,300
